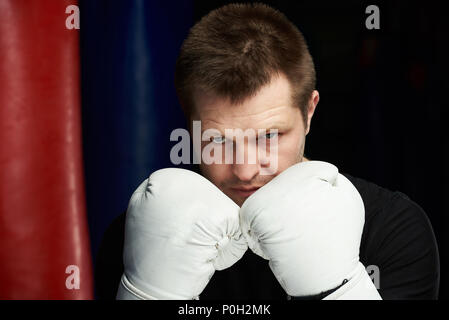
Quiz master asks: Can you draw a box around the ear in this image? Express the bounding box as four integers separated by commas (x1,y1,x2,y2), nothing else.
305,90,319,135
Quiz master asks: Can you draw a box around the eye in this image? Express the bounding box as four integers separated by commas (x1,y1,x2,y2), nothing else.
265,132,279,140
212,135,226,144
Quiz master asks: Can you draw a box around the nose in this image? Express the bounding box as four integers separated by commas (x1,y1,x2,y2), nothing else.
231,140,260,182
232,162,260,182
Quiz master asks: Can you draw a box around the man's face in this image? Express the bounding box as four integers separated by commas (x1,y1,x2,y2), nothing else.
192,73,318,206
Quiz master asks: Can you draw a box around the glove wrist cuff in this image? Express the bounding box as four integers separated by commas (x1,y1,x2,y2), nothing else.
116,274,199,300
287,279,349,300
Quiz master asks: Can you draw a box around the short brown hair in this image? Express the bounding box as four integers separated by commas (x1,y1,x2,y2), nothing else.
174,3,316,126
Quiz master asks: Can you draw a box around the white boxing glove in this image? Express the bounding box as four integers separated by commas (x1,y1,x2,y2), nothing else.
116,168,248,300
240,161,381,300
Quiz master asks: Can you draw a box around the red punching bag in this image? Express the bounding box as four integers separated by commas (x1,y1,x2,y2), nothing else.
0,0,93,299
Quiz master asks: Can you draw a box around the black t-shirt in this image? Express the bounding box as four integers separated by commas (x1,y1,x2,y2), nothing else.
94,173,440,300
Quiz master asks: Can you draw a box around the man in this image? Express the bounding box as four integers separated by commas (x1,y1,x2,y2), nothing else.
95,3,439,300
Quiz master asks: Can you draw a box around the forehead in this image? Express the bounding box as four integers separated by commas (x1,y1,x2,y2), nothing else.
192,74,296,129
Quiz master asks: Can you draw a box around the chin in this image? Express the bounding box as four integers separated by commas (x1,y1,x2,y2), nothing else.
230,195,245,207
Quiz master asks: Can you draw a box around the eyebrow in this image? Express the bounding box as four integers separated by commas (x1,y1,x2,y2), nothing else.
201,121,289,137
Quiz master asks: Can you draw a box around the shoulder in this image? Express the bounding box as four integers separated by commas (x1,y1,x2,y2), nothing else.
342,173,436,251
97,211,126,260
95,211,126,300
102,211,126,241
342,173,440,299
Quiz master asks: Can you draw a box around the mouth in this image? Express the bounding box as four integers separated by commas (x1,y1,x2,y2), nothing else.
230,186,261,198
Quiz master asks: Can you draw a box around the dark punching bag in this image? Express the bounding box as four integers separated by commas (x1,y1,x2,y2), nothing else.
0,0,93,299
